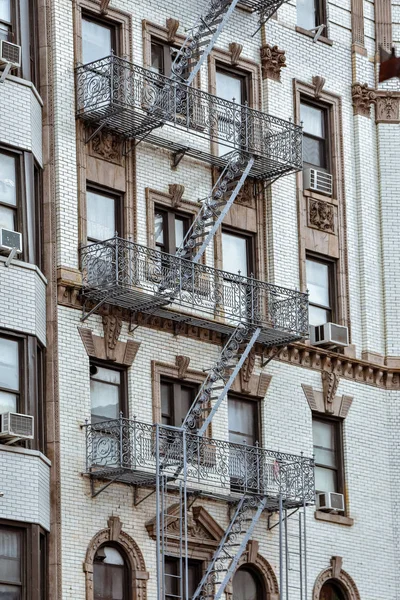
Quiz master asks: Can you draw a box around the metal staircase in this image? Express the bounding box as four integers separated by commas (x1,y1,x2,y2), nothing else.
183,324,261,434
193,495,268,600
177,153,254,263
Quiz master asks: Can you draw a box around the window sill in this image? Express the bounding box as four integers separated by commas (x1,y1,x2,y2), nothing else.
314,510,354,526
295,26,333,46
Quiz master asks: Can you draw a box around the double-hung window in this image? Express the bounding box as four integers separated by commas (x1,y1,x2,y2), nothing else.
90,363,126,424
312,417,343,494
160,378,198,428
222,229,254,278
165,557,202,600
0,151,18,234
306,255,335,327
87,187,121,244
300,101,330,171
297,0,325,31
82,15,116,64
0,0,12,42
216,67,249,156
0,526,23,599
154,207,190,255
0,336,20,416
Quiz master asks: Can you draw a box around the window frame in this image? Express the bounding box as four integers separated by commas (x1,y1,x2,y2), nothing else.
300,98,331,172
221,226,256,278
86,184,123,244
89,360,128,422
81,12,119,64
0,147,22,239
228,393,261,447
232,565,266,599
297,0,326,31
164,555,203,600
93,542,130,600
0,0,16,43
215,64,250,106
154,206,191,255
0,332,23,416
150,37,188,78
312,414,344,495
306,253,337,326
160,377,198,428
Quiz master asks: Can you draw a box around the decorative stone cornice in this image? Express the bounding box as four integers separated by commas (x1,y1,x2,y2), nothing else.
260,43,286,81
58,284,400,390
352,83,377,117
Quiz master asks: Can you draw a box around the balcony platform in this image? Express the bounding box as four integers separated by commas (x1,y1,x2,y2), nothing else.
76,56,302,181
81,237,309,347
84,418,315,510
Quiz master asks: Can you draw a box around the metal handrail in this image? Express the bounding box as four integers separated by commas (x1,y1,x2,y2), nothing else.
80,236,309,338
84,417,315,504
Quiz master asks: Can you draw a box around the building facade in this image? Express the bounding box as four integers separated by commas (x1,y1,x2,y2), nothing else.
1,0,400,599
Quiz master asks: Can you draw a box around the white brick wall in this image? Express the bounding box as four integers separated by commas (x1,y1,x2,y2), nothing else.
0,76,43,165
0,256,47,345
0,446,51,530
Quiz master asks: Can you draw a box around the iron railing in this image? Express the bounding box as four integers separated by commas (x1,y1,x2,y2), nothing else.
75,56,302,180
84,417,315,508
80,237,309,345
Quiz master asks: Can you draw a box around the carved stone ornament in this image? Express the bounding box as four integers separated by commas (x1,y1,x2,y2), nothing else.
308,198,335,234
376,92,400,123
100,0,110,14
322,371,340,414
235,179,254,207
352,82,377,117
166,18,180,43
79,327,141,366
313,556,361,600
102,315,122,360
168,183,185,207
83,516,149,600
175,355,190,378
91,128,122,163
229,42,243,65
260,43,286,81
240,347,256,392
312,75,326,99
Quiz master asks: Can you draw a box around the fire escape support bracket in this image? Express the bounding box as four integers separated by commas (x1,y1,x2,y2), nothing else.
85,121,107,145
81,296,109,322
89,474,122,498
171,147,189,169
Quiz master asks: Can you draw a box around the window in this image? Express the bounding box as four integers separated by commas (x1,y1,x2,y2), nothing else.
300,101,330,171
160,378,198,427
228,395,259,447
87,187,122,243
312,417,343,494
0,0,12,42
94,545,129,600
232,566,265,600
0,336,20,415
90,363,127,423
297,0,325,31
150,40,185,78
222,230,254,277
165,557,202,600
0,527,22,599
82,15,117,64
306,255,336,326
320,581,346,600
154,207,190,255
0,151,18,233
216,67,249,156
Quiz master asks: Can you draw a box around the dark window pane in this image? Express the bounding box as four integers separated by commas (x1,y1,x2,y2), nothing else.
0,338,19,391
94,546,125,600
320,581,346,600
87,190,117,242
0,584,21,600
150,43,164,74
154,212,164,246
0,154,17,208
297,0,317,30
82,18,112,64
161,382,172,425
232,568,260,600
0,530,21,584
222,232,248,276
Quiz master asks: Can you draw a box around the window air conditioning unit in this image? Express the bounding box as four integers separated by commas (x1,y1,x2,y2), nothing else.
0,412,34,444
303,168,333,196
310,323,349,348
0,40,22,69
317,491,345,512
0,228,22,253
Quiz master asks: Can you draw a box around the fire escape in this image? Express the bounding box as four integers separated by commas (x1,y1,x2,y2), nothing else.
76,1,314,598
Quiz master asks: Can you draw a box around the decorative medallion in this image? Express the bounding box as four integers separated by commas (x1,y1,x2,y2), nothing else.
308,198,335,234
91,129,122,163
376,93,400,122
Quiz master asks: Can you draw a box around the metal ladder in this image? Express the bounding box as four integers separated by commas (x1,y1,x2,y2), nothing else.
171,0,292,86
192,494,268,600
280,505,308,600
183,324,261,435
177,153,254,264
156,426,189,600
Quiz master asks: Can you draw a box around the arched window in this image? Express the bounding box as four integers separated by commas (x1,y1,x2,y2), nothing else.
232,566,265,600
320,581,347,600
93,545,129,600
